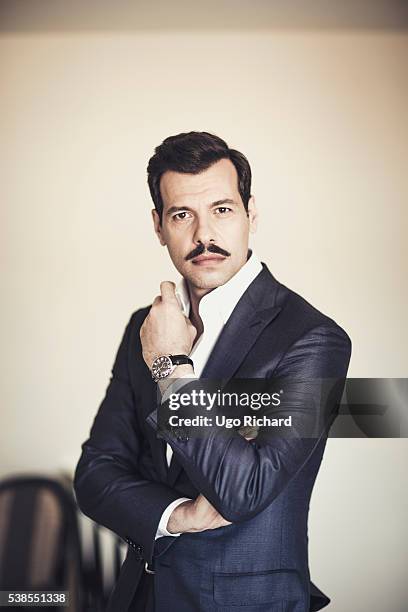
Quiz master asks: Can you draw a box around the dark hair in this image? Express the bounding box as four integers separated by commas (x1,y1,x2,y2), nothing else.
147,131,252,222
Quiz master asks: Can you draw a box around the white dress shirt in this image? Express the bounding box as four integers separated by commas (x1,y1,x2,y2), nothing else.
155,251,263,538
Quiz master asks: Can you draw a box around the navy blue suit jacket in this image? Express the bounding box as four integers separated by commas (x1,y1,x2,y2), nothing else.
74,263,351,611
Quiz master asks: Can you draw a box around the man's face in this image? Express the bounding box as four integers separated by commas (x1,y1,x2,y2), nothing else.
152,158,258,294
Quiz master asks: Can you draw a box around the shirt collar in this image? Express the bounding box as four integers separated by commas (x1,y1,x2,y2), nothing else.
176,250,263,325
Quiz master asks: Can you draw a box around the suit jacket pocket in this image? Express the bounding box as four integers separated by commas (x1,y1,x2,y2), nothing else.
213,569,304,607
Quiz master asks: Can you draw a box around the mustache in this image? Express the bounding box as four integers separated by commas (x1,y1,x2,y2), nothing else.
185,243,231,261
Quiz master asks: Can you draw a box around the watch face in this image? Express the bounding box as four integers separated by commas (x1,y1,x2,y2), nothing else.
151,355,173,380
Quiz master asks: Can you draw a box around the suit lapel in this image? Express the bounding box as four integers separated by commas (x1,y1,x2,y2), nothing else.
166,264,282,486
166,450,183,485
200,300,280,381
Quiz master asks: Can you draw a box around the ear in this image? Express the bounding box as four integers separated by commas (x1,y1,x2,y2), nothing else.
152,209,167,246
247,196,258,234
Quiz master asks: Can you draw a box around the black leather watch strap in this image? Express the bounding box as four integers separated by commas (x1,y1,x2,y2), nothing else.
170,355,194,368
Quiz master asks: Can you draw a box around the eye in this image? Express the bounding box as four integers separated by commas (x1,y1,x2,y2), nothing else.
173,211,192,221
214,206,232,215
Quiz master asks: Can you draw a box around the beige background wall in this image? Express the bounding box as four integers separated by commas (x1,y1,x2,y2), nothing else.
1,2,407,610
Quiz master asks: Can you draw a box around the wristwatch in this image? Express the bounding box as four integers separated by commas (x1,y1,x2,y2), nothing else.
151,354,194,383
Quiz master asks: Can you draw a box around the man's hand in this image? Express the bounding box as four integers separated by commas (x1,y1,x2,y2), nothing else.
140,281,196,369
167,494,232,534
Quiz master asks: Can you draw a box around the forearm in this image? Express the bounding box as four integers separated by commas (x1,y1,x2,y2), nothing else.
148,418,315,522
74,443,185,562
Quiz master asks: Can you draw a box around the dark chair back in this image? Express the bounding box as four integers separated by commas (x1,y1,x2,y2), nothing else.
0,475,83,611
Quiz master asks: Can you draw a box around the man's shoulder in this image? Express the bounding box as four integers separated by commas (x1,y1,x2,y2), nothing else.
128,305,151,328
281,282,343,328
258,268,351,348
117,306,151,351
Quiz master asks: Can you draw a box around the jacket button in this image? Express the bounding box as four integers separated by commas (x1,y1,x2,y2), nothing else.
126,537,142,553
172,426,189,442
134,545,143,560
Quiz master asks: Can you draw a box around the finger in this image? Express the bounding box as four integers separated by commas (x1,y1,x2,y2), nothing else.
187,319,197,339
160,281,177,302
152,295,161,307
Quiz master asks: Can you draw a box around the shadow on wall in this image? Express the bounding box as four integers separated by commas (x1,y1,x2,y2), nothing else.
0,0,407,32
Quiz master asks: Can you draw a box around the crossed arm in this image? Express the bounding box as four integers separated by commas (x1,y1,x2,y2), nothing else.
141,281,351,525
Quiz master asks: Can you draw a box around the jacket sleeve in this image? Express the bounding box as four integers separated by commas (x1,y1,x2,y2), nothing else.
73,311,183,564
146,323,352,523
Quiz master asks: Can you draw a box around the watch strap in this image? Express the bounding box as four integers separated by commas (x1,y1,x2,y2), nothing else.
170,354,194,368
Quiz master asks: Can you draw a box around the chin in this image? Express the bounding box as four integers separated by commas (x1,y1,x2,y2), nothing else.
193,279,222,291
186,269,234,291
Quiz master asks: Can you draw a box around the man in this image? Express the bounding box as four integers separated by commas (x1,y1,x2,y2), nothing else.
74,132,351,611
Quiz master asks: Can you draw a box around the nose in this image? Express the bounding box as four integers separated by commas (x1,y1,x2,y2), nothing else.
192,213,215,247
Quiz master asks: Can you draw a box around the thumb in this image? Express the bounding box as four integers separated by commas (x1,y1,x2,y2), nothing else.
160,281,177,302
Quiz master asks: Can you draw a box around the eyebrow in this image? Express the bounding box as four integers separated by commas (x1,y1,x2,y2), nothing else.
166,198,236,216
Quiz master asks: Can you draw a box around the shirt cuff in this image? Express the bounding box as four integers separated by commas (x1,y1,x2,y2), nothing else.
155,497,192,540
160,373,197,405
